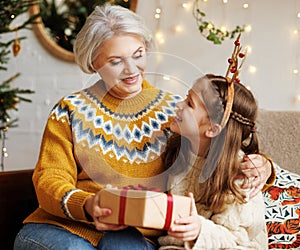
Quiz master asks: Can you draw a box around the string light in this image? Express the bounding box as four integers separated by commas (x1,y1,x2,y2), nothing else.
152,0,298,108
154,1,164,45
155,8,161,19
293,0,300,106
248,65,257,74
207,23,214,30
1,127,8,171
244,25,252,32
174,25,183,33
220,26,227,33
181,2,192,10
2,147,8,158
245,45,252,53
243,3,249,9
155,30,165,44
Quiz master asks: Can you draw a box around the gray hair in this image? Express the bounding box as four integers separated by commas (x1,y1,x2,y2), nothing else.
73,4,154,74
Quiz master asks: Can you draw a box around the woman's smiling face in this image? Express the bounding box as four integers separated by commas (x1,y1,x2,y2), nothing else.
93,34,147,99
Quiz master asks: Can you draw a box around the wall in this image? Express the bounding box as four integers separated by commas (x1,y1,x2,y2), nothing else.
2,0,300,171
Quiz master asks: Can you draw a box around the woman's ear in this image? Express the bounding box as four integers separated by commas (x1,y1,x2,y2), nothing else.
205,124,222,138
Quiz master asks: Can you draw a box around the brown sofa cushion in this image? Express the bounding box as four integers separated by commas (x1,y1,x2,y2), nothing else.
0,169,38,249
257,110,300,174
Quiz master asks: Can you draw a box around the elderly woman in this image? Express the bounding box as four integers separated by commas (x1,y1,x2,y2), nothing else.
14,4,273,250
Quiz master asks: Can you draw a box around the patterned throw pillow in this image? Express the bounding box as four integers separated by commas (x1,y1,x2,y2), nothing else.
263,163,300,249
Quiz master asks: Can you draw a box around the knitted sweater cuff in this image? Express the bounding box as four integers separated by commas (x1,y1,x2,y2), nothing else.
261,154,276,192
67,190,94,221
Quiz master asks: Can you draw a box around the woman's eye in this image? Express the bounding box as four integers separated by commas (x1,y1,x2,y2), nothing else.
110,59,122,66
133,50,144,59
184,98,191,107
187,99,194,108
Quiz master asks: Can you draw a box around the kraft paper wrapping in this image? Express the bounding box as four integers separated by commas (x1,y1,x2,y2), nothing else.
99,188,191,230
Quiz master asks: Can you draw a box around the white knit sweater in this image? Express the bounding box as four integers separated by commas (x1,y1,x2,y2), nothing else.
158,152,268,250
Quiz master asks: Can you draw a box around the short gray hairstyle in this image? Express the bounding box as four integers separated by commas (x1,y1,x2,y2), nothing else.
73,4,154,74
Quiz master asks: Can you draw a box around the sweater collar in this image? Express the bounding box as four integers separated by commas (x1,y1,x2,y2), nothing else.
84,79,162,114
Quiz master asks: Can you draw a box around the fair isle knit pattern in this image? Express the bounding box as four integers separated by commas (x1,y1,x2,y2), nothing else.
24,80,181,247
50,80,180,170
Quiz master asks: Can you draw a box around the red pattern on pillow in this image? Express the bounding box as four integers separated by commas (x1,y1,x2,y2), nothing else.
263,164,300,249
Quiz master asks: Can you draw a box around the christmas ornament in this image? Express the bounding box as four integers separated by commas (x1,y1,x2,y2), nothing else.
12,29,21,57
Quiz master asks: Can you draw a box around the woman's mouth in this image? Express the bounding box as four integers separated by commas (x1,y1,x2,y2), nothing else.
121,74,139,85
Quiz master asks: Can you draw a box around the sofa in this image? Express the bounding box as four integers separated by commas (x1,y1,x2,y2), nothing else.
0,109,299,249
256,109,300,175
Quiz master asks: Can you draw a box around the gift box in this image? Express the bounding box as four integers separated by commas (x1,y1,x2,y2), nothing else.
99,188,191,230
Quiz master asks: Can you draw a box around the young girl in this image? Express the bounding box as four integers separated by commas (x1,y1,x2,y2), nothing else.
158,74,268,249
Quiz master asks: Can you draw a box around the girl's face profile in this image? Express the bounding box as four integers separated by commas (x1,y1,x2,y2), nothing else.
93,34,147,99
170,88,211,142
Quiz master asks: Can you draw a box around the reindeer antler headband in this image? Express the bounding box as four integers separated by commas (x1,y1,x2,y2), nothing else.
220,33,248,128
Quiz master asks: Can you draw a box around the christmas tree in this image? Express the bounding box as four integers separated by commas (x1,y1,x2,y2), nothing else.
0,0,38,170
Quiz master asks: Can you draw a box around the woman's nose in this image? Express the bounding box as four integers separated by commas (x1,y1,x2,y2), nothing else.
123,58,137,74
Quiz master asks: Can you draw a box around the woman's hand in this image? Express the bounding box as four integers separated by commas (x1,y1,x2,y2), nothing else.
84,193,127,231
167,193,201,242
239,154,272,198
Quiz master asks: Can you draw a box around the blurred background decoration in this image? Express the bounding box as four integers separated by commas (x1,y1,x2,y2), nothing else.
30,0,137,61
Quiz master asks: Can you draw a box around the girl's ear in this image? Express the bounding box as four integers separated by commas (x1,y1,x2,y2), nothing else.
205,124,222,138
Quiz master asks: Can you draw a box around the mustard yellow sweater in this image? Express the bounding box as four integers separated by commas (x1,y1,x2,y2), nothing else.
24,80,180,246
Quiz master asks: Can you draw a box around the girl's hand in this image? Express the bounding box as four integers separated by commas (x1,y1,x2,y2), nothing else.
239,154,272,198
167,193,201,242
84,192,127,231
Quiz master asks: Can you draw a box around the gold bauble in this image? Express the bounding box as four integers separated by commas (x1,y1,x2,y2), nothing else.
12,39,21,57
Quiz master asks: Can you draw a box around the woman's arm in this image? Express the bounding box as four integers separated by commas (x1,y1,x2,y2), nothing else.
33,100,92,221
239,154,275,197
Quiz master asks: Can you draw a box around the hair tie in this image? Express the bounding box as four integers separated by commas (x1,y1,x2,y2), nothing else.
251,126,257,133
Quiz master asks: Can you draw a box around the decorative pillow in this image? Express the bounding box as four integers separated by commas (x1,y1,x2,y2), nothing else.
263,163,300,249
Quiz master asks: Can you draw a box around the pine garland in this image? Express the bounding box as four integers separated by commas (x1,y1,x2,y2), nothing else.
193,0,245,44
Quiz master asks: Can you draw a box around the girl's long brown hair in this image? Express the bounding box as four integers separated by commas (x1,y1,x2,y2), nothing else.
163,74,259,213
